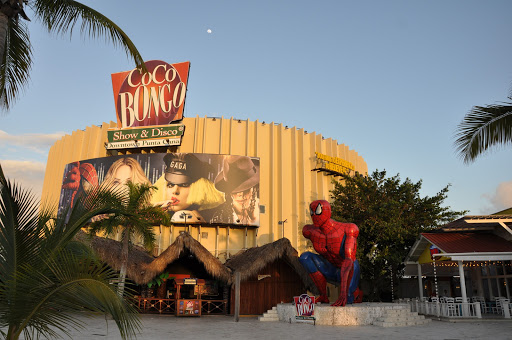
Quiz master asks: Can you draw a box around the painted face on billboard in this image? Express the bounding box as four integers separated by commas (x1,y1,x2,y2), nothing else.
231,187,254,215
113,165,132,186
165,181,191,212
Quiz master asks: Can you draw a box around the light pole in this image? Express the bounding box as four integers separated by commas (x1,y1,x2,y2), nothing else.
180,212,192,232
278,219,287,239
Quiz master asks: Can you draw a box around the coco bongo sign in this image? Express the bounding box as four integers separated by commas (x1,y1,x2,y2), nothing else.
111,60,190,128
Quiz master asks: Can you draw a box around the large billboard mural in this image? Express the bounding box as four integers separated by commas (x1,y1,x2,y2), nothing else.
58,153,260,226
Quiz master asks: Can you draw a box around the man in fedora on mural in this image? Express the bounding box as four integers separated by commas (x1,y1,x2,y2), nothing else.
211,155,260,226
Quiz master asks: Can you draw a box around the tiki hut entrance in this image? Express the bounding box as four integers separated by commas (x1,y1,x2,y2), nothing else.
84,232,231,316
158,249,228,302
226,238,318,315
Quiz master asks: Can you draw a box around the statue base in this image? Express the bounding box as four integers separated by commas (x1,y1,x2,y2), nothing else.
277,302,410,326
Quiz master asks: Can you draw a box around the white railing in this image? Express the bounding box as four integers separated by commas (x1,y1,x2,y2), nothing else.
405,300,482,319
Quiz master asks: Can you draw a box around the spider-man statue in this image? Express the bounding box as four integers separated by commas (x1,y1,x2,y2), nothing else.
299,200,362,306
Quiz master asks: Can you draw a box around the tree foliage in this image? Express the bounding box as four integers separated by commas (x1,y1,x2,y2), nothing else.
330,170,466,301
454,98,512,164
88,182,170,297
0,164,141,340
0,0,145,111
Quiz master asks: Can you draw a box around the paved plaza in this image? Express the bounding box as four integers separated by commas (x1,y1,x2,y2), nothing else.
15,313,511,340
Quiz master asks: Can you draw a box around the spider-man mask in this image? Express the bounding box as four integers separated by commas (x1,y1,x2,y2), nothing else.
310,200,331,227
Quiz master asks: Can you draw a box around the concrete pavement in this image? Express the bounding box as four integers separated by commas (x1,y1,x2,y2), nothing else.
21,313,512,339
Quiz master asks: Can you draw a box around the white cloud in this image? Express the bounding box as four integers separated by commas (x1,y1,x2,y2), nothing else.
0,130,65,154
483,181,512,213
0,159,46,199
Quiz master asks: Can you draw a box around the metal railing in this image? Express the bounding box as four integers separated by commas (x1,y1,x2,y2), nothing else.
137,298,176,314
136,298,227,315
407,300,482,319
201,300,227,315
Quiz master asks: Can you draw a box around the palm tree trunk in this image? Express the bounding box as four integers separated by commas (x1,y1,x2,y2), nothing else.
0,12,8,64
6,323,19,340
118,228,130,297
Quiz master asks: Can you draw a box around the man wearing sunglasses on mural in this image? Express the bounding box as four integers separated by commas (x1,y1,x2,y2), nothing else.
299,200,362,307
211,156,260,226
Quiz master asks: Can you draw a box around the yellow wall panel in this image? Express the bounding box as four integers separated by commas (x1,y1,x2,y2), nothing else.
41,116,367,262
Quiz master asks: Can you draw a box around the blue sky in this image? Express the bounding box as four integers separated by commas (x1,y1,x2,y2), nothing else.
1,0,512,215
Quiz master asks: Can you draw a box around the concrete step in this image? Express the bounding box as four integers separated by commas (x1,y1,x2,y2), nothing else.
375,314,425,321
383,309,415,315
258,306,279,322
373,309,430,327
258,315,279,322
373,318,431,327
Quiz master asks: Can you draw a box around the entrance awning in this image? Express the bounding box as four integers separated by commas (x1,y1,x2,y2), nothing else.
404,232,512,276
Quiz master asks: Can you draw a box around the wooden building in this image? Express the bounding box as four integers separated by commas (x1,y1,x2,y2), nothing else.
225,238,318,315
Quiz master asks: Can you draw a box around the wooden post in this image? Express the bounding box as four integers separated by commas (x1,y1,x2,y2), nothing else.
234,271,241,322
417,263,423,300
215,226,219,257
226,227,230,259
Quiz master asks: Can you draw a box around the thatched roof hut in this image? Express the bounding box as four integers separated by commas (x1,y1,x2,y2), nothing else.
76,231,231,285
225,238,319,294
143,231,231,284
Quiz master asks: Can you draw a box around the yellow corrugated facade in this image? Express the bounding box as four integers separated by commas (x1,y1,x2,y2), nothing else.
41,116,367,262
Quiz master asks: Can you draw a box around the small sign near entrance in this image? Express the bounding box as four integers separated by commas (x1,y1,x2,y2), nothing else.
184,278,197,285
294,294,315,321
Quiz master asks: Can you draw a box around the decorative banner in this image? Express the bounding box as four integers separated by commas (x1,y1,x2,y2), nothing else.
105,124,185,150
430,245,441,260
105,138,182,150
294,294,315,320
111,60,190,128
107,124,185,143
57,153,260,226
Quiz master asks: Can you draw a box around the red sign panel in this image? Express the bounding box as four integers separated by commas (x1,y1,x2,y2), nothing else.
294,294,315,320
111,60,190,128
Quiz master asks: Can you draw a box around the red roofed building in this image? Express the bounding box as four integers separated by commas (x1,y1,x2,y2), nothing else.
404,214,512,314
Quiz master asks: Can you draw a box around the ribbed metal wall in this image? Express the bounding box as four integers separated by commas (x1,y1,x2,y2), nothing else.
41,116,367,261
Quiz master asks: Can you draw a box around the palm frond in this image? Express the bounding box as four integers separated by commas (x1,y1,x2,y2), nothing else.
0,164,141,339
454,102,512,163
0,19,32,111
33,0,145,69
0,164,41,284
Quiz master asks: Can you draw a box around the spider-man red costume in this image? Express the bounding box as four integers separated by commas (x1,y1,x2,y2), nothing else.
299,200,361,306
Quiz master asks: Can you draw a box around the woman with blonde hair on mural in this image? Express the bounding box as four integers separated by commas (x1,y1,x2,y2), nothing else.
102,157,151,190
92,157,152,222
153,153,224,223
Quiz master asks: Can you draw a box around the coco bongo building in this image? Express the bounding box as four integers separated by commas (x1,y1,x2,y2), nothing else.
41,60,368,316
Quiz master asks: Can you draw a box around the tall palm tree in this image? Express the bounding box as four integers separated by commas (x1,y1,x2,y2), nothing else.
454,99,512,163
0,164,141,340
0,0,144,110
88,182,170,297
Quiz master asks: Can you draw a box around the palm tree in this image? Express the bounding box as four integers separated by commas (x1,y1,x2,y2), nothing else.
0,0,144,110
88,182,170,297
454,99,512,163
0,164,141,340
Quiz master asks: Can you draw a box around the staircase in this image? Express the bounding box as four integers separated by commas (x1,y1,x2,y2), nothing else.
373,309,431,327
258,306,279,322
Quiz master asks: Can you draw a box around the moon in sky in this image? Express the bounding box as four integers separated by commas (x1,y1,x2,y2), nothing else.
207,29,212,34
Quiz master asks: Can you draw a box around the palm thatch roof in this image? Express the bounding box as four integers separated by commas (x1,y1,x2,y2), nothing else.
144,231,231,284
76,231,231,285
225,238,319,294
